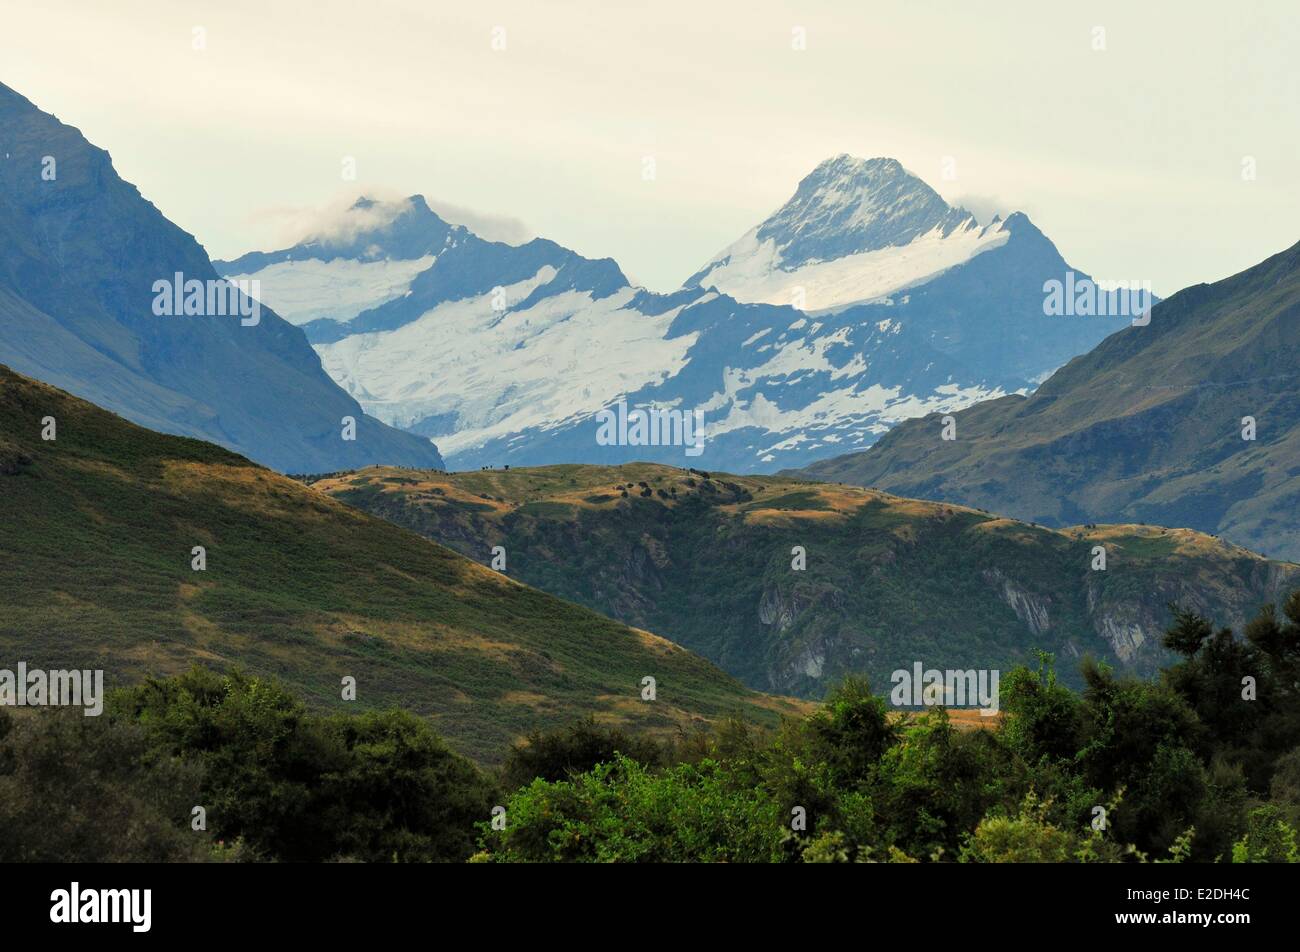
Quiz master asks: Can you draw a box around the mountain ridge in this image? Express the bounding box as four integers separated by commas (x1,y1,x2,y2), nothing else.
0,80,444,474
685,153,1012,312
792,239,1300,561
306,461,1300,697
222,156,1134,473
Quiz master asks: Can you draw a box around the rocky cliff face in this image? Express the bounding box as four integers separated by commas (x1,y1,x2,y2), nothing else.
982,568,1053,636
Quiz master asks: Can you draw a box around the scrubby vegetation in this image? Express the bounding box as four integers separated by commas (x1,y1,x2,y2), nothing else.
321,462,1299,697
0,367,800,765
3,595,1298,863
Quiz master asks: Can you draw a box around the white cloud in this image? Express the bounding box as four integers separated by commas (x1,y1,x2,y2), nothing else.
946,194,1033,228
245,191,534,251
243,190,408,251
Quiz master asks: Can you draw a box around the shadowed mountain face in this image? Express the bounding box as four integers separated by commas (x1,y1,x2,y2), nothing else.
0,366,799,762
309,462,1299,698
0,82,443,473
793,241,1300,562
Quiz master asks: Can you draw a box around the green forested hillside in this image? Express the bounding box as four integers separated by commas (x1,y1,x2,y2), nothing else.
0,366,802,762
310,462,1299,696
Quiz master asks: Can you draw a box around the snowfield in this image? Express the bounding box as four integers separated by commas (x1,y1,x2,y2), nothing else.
316,273,700,457
694,218,1009,312
225,255,436,325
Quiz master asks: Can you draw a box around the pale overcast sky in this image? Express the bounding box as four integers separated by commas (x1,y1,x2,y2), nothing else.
4,0,1297,295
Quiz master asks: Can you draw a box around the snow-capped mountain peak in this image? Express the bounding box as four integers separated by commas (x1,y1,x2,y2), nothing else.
758,155,976,263
220,194,461,272
686,155,1007,312
215,195,467,327
217,168,1132,475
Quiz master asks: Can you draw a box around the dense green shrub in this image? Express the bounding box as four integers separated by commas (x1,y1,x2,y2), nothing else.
6,594,1300,863
109,667,497,862
499,716,672,791
0,707,208,862
478,755,784,862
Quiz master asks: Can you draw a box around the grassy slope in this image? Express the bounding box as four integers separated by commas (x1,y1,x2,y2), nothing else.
793,241,1300,562
0,367,804,762
310,462,1300,697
